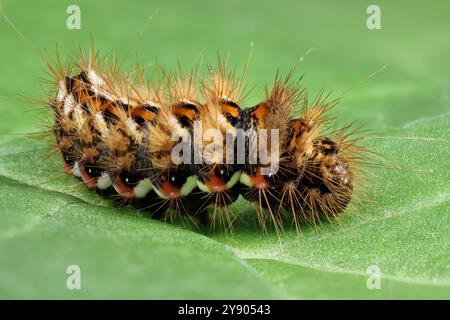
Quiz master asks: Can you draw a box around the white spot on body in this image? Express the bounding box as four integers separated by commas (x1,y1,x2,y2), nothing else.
180,176,198,196
133,178,153,198
56,80,66,102
87,70,104,88
196,179,211,193
72,162,82,178
125,117,142,143
95,112,109,136
225,170,241,189
335,165,346,174
73,104,86,129
96,173,113,190
239,172,254,187
145,100,161,109
63,94,75,115
119,97,130,105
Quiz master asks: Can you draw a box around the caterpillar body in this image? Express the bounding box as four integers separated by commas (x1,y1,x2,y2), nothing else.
47,50,368,231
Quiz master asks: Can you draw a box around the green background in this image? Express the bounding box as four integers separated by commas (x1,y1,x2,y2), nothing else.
0,0,449,299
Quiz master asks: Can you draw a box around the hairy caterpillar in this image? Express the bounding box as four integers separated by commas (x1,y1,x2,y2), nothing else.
43,47,370,232
0,5,371,232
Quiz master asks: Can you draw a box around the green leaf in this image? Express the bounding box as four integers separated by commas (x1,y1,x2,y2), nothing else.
0,0,449,299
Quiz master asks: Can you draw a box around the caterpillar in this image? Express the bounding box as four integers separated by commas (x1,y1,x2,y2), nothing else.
44,47,370,232
0,4,372,232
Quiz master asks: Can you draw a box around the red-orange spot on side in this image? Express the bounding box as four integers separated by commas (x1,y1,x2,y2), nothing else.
161,181,181,199
252,171,267,189
205,174,226,192
114,176,135,199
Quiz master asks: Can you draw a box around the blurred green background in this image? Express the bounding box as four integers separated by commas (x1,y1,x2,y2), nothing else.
0,0,449,299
